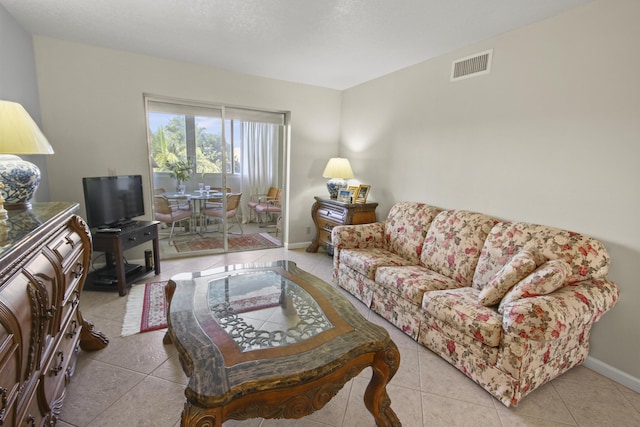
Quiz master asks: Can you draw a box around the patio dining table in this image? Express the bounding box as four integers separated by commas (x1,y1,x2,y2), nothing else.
166,191,224,234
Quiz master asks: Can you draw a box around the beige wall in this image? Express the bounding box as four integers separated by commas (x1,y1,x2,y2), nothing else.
0,4,50,201
340,0,640,387
33,37,341,246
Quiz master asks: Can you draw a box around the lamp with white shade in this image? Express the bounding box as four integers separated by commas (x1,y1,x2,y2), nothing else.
322,157,354,199
0,100,54,212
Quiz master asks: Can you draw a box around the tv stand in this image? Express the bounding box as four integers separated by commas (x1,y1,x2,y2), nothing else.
90,221,161,296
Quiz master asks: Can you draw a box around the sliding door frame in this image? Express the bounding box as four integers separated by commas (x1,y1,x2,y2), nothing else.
144,94,290,254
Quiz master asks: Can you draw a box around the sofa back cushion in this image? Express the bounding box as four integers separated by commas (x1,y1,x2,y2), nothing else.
498,259,572,313
421,210,498,286
384,202,442,264
473,221,610,290
478,249,539,306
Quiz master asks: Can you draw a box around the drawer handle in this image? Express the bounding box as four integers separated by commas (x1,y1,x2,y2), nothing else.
71,291,80,308
27,415,36,427
71,262,84,279
144,231,151,236
64,235,76,247
67,320,78,338
50,351,64,376
129,236,137,242
45,306,56,319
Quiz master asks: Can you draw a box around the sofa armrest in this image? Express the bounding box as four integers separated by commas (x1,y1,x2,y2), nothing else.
331,222,386,280
332,222,386,251
501,278,619,341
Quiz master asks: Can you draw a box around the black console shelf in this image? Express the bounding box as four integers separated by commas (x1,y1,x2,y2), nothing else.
88,221,161,296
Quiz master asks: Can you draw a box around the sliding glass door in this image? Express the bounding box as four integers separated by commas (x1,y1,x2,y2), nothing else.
145,96,287,257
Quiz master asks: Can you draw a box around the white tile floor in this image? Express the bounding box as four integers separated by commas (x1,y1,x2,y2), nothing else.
60,247,640,427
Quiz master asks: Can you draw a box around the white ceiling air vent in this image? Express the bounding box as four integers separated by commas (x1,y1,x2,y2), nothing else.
451,49,493,81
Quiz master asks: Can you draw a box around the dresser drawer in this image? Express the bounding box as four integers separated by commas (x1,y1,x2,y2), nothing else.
16,378,41,427
62,251,85,305
318,230,333,246
317,217,340,233
317,206,346,224
0,338,20,426
48,228,83,267
40,316,81,413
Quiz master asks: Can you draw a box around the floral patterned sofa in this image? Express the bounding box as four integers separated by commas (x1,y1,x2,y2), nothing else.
331,202,619,406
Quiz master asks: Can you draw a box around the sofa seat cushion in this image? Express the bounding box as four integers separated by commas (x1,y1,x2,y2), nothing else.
421,210,498,286
423,287,503,347
375,266,462,305
339,248,414,280
419,317,499,366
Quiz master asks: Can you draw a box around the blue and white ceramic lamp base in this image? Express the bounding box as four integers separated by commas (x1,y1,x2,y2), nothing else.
326,178,346,199
0,154,41,210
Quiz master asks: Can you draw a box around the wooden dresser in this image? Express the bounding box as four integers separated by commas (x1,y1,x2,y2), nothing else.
307,196,378,254
0,202,108,426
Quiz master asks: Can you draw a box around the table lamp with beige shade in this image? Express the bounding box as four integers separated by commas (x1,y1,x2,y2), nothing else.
0,100,54,215
322,157,354,199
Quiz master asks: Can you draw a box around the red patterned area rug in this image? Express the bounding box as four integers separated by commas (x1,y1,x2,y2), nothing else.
121,280,282,336
121,281,168,336
174,232,280,253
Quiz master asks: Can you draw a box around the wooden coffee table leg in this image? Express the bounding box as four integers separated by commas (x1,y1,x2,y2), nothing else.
163,280,176,345
181,402,222,427
364,344,401,427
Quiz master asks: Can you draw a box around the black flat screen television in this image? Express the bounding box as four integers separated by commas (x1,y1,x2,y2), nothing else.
82,175,145,229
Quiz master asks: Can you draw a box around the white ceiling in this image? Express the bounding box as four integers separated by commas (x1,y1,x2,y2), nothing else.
1,0,593,90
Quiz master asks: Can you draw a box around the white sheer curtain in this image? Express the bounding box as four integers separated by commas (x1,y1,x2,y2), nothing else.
240,122,279,223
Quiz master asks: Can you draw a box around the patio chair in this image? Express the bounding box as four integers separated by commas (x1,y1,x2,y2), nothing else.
153,195,193,243
154,188,190,211
248,186,279,222
202,193,243,234
254,188,282,226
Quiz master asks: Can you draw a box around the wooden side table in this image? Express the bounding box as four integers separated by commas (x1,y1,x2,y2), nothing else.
307,196,378,254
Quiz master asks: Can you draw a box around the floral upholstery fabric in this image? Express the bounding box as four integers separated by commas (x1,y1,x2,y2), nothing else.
497,330,590,382
473,221,610,289
371,286,423,339
498,259,571,313
333,202,619,407
383,202,442,264
420,316,499,365
332,221,386,251
421,210,498,286
501,278,618,341
418,325,515,405
422,288,503,347
375,265,462,305
420,322,591,406
332,222,386,280
337,263,375,307
339,248,413,280
478,249,539,306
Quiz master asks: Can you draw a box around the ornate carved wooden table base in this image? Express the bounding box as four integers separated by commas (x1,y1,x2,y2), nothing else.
166,261,401,427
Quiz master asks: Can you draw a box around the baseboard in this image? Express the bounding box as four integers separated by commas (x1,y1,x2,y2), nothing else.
286,241,310,250
583,356,640,393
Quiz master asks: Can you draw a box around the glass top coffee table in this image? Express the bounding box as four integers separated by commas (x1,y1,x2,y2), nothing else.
165,260,401,426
